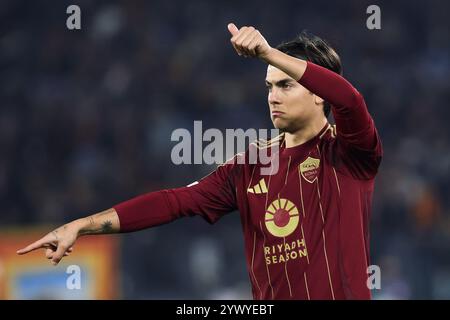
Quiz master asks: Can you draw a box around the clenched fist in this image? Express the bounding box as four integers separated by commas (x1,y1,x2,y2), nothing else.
227,23,272,59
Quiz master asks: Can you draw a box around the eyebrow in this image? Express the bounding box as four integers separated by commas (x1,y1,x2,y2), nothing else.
265,78,295,86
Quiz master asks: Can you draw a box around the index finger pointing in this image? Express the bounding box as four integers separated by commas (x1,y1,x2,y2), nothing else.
17,238,49,255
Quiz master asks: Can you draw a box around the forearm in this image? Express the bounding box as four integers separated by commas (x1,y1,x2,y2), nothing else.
264,47,376,149
263,48,361,109
262,48,307,81
75,208,121,236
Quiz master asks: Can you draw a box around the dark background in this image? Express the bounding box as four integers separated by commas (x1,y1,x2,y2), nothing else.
0,0,449,299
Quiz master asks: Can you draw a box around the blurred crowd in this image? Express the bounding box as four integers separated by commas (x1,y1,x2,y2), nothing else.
0,0,449,299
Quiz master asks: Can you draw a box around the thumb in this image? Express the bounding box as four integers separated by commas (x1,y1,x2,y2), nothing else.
227,23,239,36
52,244,67,265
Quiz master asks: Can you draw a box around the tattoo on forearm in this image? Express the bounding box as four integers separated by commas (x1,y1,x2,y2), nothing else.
52,230,59,241
101,220,113,233
79,211,117,236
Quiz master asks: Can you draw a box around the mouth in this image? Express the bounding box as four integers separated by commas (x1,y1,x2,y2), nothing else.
271,111,285,118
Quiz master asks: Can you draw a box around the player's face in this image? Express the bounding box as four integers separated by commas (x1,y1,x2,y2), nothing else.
266,65,322,133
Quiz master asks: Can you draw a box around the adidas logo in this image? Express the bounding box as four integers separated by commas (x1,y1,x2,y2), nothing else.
247,178,268,194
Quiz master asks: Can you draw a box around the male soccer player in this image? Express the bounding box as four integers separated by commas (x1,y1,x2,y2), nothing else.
17,23,382,299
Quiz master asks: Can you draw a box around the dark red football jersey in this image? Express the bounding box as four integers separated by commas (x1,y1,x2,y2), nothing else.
114,62,383,299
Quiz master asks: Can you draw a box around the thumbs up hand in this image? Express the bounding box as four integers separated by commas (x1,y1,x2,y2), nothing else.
227,23,272,59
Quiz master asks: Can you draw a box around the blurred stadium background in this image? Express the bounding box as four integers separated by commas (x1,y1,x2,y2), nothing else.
0,0,449,299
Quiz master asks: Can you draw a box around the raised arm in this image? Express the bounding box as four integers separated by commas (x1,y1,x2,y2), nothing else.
228,23,382,179
228,22,378,150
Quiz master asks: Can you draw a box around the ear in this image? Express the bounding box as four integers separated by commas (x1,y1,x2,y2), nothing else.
314,94,324,106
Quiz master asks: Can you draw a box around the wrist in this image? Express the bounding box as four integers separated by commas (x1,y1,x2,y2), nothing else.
260,47,276,63
74,218,90,237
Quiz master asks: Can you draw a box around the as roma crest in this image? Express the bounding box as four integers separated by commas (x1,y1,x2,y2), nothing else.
299,157,320,183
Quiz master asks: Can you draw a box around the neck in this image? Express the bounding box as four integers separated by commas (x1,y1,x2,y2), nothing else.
284,118,328,148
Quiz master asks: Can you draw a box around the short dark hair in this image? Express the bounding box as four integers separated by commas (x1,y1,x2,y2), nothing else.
276,31,342,118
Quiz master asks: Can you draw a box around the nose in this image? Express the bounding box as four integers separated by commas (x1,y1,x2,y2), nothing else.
268,88,281,105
